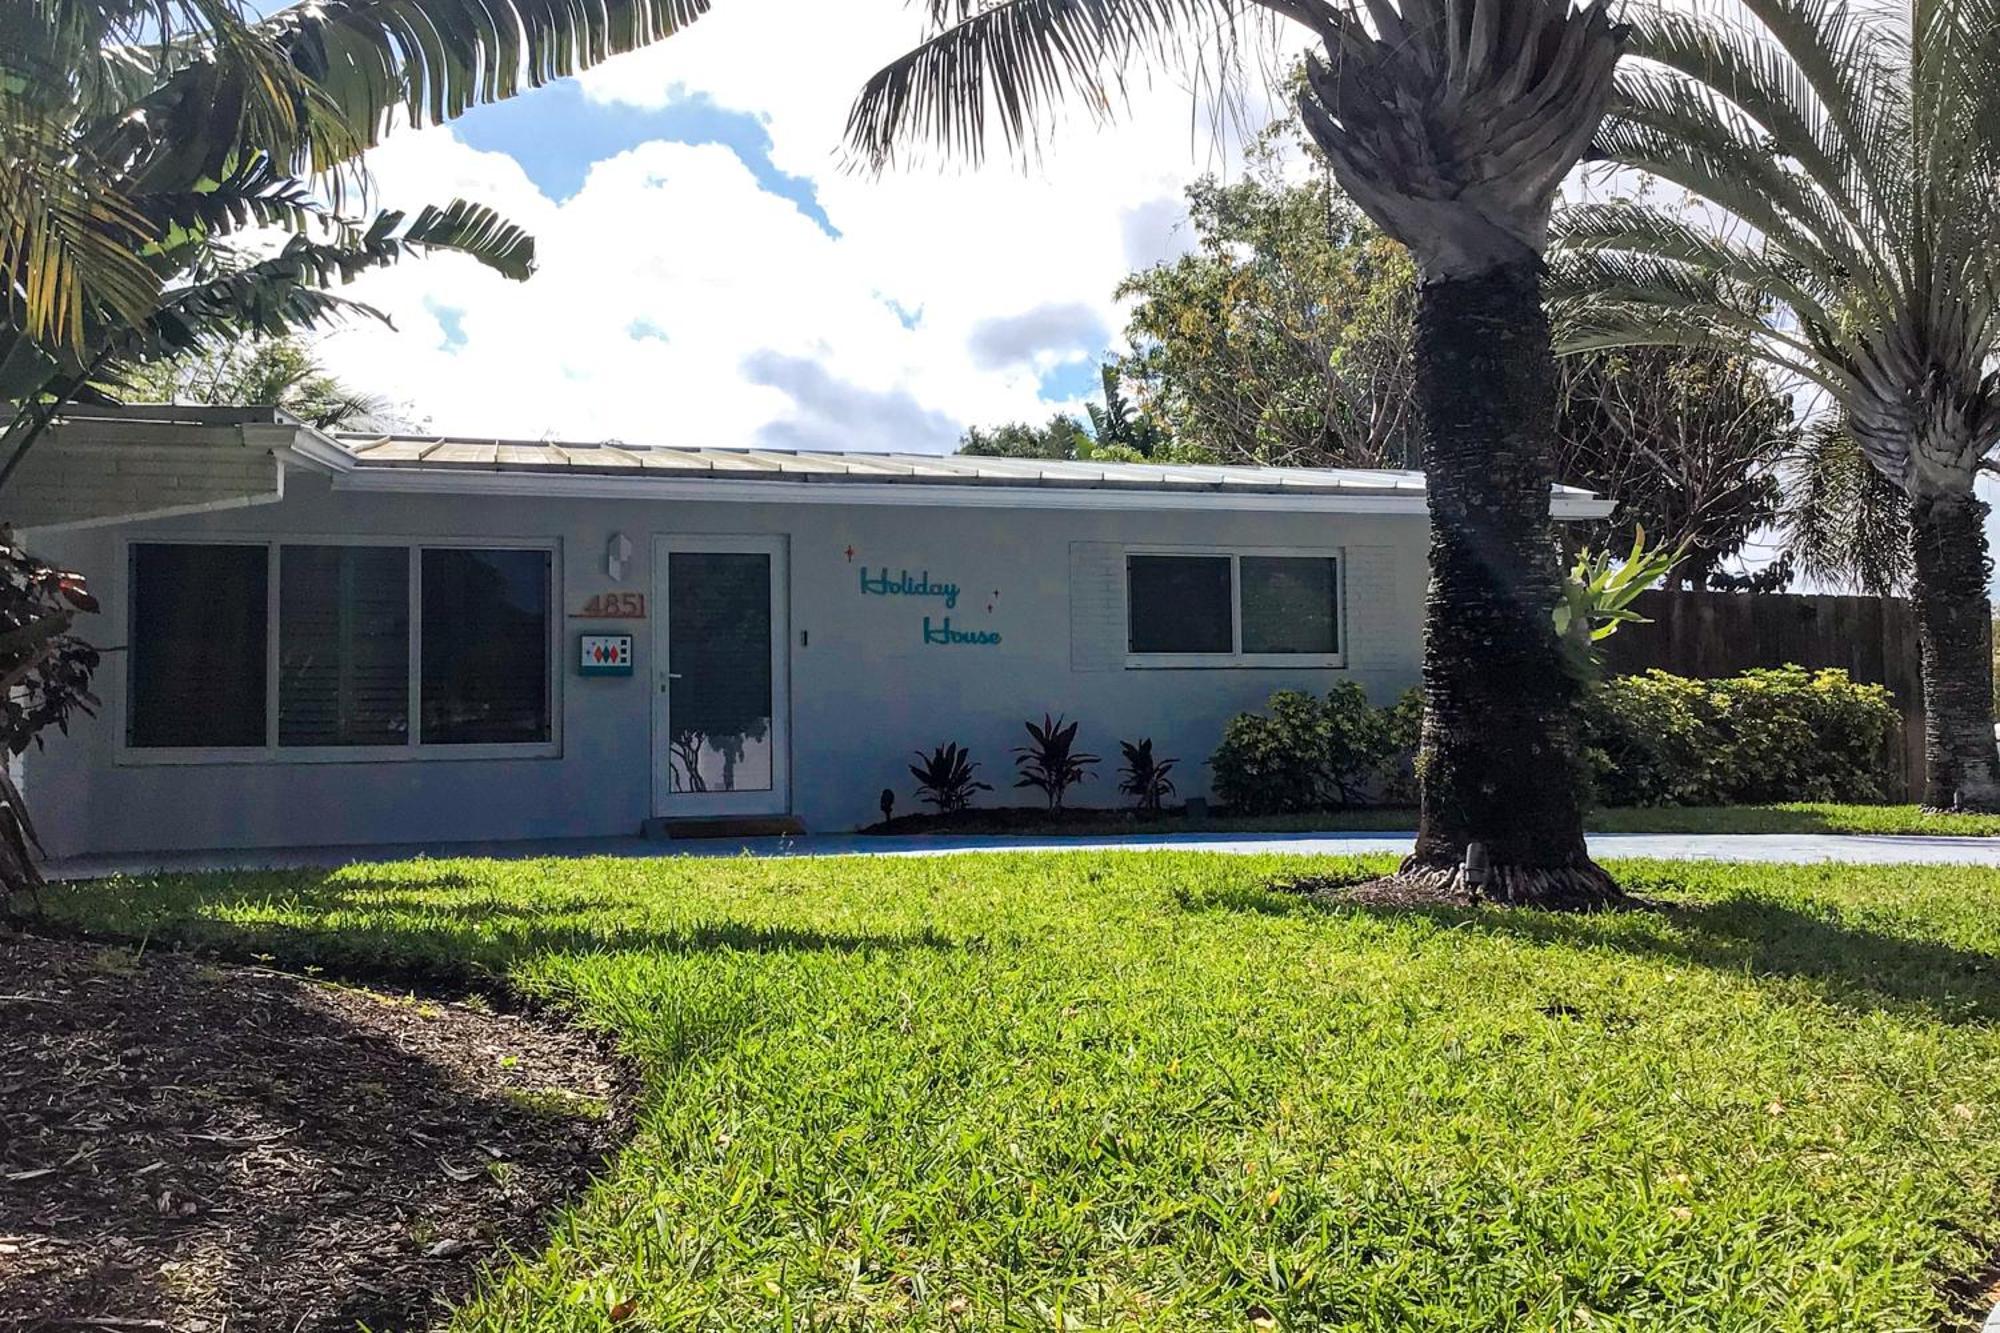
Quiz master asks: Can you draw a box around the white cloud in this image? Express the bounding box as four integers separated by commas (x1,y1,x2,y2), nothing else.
966,303,1106,371
316,0,1302,450
745,351,961,452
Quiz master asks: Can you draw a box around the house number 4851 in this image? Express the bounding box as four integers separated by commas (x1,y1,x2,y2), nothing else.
575,592,646,618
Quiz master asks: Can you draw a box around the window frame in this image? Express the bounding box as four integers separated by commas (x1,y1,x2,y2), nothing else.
115,533,562,765
1122,545,1346,670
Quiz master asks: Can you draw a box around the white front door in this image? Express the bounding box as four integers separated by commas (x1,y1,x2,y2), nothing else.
651,535,790,818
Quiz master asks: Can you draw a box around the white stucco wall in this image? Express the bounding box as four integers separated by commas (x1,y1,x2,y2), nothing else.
25,472,1429,857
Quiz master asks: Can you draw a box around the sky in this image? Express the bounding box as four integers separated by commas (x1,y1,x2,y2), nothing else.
314,0,1295,452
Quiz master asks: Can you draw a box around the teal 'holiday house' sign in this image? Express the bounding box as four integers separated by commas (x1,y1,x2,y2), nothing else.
859,566,1001,646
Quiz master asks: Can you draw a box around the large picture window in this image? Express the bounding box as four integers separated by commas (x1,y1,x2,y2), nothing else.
1125,549,1342,666
125,540,555,757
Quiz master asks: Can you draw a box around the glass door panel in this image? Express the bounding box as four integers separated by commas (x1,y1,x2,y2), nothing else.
666,551,773,794
653,537,788,817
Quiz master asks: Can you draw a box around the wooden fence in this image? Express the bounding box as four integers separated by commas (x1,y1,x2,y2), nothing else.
1600,589,1925,800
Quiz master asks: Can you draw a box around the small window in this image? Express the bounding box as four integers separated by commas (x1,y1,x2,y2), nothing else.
278,545,409,747
421,548,552,745
1127,554,1232,654
127,543,269,748
1241,556,1339,655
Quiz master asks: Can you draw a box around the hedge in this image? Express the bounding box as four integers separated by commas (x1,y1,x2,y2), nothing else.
1581,666,1898,806
1209,667,1898,812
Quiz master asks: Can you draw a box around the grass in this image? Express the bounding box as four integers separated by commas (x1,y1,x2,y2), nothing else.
867,802,2000,839
30,852,2000,1330
1588,803,2000,837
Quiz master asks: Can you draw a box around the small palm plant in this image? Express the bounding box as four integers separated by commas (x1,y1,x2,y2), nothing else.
1014,715,1099,811
1552,527,1683,676
909,743,991,813
1117,739,1179,813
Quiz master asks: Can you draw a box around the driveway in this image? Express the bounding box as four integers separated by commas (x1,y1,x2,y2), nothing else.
44,829,2000,880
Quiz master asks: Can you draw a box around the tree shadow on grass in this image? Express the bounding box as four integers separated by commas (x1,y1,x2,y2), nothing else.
31,872,959,996
1177,880,2000,1027
1471,893,1998,1026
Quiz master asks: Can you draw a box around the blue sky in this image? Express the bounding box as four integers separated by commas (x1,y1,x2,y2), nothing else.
453,82,839,239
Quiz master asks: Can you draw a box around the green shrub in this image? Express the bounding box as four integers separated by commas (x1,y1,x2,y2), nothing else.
1209,684,1398,813
1214,668,1895,815
1582,666,1898,806
1377,687,1424,806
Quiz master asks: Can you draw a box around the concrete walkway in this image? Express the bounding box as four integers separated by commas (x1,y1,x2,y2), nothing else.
44,828,2000,880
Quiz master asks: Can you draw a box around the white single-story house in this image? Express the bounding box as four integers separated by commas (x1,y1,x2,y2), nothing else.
13,406,1611,859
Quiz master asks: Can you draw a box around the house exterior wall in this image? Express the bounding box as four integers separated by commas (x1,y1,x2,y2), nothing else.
24,472,1428,857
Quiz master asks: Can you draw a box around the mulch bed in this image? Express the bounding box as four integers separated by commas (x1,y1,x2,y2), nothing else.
0,930,633,1331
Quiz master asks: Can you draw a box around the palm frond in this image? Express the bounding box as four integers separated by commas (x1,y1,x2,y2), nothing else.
1723,0,1910,237
1782,414,1911,594
845,0,1237,168
391,199,535,281
1604,69,1886,289
269,0,719,151
114,198,531,365
1621,7,1897,267
0,120,159,351
1547,250,1855,400
135,152,328,243
1555,201,1843,334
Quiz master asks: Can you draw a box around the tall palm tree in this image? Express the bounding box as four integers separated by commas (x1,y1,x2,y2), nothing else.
1550,0,2000,809
851,0,1627,905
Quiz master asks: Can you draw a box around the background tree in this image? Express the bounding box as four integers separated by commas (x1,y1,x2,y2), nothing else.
119,337,395,431
1552,346,1799,589
957,412,1091,459
1084,363,1165,459
851,0,1629,906
1115,137,1806,585
1550,0,2000,808
1115,133,1420,470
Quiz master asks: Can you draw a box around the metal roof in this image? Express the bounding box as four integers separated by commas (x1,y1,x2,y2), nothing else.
32,407,1613,515
333,432,1605,503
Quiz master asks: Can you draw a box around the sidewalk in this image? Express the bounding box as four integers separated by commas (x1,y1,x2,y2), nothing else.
45,828,2000,880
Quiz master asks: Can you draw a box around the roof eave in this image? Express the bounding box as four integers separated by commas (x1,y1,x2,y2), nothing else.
330,464,1604,518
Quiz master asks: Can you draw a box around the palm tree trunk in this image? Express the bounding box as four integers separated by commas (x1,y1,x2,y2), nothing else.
1907,485,2000,810
1400,260,1620,907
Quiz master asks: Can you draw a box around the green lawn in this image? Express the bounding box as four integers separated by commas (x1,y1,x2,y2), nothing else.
1588,803,2000,837
870,802,2000,838
31,852,2000,1330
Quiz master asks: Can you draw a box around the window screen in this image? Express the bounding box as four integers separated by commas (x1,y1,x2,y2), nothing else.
278,546,409,746
127,543,268,748
1127,554,1232,654
1241,556,1339,655
420,548,551,744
